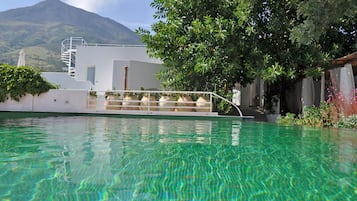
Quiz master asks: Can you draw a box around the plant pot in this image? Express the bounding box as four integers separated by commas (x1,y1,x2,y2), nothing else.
140,95,157,111
105,95,121,110
88,95,97,110
176,95,194,112
266,114,280,123
196,96,210,112
122,95,139,110
158,95,176,111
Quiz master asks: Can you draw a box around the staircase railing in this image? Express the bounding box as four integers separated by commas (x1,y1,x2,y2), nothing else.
211,92,243,117
60,37,87,77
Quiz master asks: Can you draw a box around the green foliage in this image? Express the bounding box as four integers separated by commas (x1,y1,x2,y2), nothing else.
140,0,256,91
291,0,357,46
264,94,280,113
295,102,336,128
297,106,323,127
278,101,357,129
260,62,284,84
139,0,261,113
215,91,233,114
0,64,56,102
250,0,340,82
123,90,139,98
140,0,356,114
277,112,296,125
89,91,97,97
337,115,357,129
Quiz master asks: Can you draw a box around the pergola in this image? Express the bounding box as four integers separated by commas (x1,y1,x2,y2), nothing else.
319,52,357,102
332,52,357,69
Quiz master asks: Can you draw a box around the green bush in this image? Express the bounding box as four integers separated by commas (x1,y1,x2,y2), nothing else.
0,64,56,102
337,115,357,129
277,112,296,125
278,102,357,129
214,90,233,114
297,106,323,127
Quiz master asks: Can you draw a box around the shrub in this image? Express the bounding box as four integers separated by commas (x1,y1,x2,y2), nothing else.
277,112,296,125
216,91,233,114
0,64,56,102
318,101,338,127
297,106,323,127
277,84,356,129
337,115,357,129
278,97,356,129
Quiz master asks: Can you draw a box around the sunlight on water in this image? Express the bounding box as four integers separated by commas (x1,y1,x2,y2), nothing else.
0,115,356,200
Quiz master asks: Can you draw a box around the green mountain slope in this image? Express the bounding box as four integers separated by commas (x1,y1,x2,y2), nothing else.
0,0,143,71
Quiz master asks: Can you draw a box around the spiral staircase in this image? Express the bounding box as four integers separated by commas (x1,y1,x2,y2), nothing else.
60,37,87,78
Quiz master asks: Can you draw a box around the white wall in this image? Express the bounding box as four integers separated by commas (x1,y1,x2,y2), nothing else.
113,60,161,90
0,94,34,112
0,90,88,113
75,46,162,91
42,72,93,90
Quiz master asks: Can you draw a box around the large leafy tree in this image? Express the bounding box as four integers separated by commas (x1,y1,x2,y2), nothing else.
139,0,258,94
249,0,332,112
291,0,357,48
139,0,356,112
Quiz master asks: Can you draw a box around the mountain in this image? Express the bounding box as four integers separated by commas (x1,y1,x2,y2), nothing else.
0,0,143,71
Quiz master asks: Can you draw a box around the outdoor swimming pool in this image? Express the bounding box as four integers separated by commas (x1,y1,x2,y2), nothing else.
0,114,356,200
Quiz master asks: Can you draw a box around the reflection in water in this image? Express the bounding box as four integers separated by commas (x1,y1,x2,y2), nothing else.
0,116,355,200
231,120,241,146
157,119,217,144
323,128,356,189
62,145,72,182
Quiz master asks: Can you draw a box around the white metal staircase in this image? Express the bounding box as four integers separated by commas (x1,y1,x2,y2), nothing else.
60,37,87,78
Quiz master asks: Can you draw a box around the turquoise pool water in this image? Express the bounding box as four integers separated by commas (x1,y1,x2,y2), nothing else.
0,115,356,200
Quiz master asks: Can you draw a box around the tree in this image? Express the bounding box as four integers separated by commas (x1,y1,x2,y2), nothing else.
291,0,357,47
139,0,356,113
139,0,258,94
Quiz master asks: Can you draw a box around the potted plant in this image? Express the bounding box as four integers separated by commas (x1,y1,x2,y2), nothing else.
195,93,211,112
104,91,121,110
264,94,280,122
122,90,139,110
176,94,194,112
88,90,97,110
158,92,176,111
140,90,157,111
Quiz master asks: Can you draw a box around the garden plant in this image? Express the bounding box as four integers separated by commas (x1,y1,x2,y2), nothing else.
0,64,56,102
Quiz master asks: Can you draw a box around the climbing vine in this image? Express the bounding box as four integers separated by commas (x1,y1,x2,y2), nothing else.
0,64,56,102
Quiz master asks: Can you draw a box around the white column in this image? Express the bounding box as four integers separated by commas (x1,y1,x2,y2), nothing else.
301,76,315,111
339,63,355,104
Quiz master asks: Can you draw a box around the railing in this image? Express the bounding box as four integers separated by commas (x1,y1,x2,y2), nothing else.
85,43,146,47
87,90,243,117
61,37,87,53
211,92,243,117
60,37,87,77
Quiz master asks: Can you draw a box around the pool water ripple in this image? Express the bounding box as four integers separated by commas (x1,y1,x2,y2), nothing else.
0,116,356,200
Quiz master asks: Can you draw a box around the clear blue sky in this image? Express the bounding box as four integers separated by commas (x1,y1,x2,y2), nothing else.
0,0,156,31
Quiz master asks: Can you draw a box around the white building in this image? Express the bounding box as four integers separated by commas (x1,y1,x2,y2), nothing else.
74,45,163,92
42,72,93,90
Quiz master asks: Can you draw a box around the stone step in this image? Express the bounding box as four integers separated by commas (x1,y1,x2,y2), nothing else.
230,106,267,121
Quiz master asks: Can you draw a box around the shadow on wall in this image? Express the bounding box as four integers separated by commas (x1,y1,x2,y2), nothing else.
42,72,93,90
